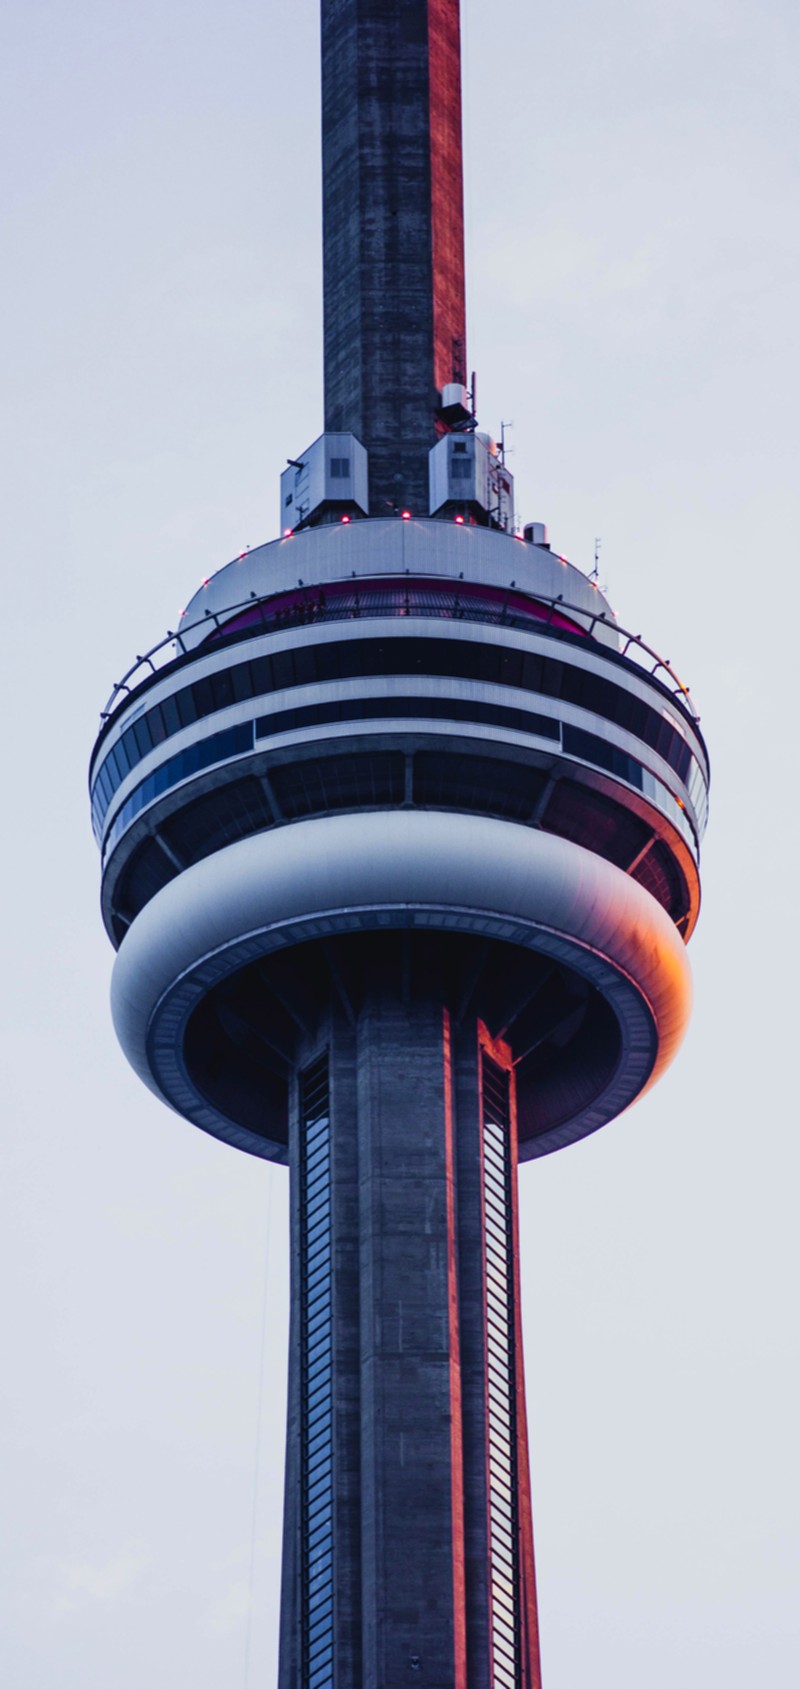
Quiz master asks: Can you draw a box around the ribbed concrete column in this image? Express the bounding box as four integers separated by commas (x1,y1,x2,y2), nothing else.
357,987,466,1686
321,0,466,515
279,1010,363,1687
452,1019,542,1689
278,983,541,1688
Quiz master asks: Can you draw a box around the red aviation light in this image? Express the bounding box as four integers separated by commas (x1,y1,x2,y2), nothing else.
283,528,293,538
402,510,411,520
455,514,464,525
341,514,351,523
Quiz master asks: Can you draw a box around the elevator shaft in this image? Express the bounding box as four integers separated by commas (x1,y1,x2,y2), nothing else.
279,982,541,1688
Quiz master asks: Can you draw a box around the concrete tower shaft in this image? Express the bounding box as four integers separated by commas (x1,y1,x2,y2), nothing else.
322,0,466,515
276,984,541,1687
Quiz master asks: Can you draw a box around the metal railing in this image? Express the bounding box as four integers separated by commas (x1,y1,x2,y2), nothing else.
99,587,700,724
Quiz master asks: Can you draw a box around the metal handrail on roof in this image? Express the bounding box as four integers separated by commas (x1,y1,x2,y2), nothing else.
99,588,700,725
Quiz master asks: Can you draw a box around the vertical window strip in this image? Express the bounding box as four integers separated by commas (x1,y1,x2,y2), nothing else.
482,1056,520,1688
300,1055,334,1686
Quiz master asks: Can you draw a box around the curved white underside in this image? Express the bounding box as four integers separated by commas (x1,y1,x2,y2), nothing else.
111,810,691,1159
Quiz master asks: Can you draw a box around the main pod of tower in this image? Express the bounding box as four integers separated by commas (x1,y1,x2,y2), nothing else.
90,2,708,1684
96,517,705,1160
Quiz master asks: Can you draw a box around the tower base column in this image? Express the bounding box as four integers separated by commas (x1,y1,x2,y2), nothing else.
279,953,542,1687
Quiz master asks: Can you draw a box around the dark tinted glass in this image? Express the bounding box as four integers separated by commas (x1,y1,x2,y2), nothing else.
93,631,700,830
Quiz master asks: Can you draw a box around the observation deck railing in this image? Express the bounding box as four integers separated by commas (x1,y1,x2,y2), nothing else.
99,588,700,728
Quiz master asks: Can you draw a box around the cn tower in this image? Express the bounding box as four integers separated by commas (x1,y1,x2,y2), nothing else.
89,3,709,1684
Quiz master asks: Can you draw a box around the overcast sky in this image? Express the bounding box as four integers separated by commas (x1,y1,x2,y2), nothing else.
1,1,798,1685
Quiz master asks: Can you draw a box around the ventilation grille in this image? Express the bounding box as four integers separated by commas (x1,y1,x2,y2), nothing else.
542,778,650,868
115,836,178,921
299,1055,334,1687
481,1055,521,1687
160,776,274,865
415,751,547,821
271,752,404,819
630,838,687,921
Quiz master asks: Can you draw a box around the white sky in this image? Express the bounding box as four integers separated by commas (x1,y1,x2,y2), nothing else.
1,1,798,1684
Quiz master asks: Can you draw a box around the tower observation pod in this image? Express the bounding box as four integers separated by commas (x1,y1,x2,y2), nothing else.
90,3,709,1685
